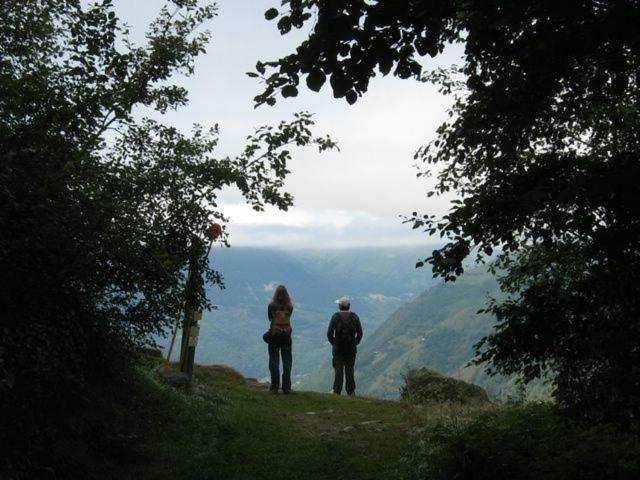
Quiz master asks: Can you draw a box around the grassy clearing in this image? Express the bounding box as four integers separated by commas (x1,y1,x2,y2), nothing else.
54,360,492,480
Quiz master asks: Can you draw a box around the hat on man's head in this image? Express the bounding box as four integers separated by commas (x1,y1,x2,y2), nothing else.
336,296,350,308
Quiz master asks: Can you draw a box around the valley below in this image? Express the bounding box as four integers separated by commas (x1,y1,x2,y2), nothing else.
161,246,538,400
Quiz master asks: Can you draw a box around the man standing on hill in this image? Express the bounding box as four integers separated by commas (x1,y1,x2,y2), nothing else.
327,296,363,396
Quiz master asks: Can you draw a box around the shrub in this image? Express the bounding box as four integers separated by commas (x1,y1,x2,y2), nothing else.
406,404,640,480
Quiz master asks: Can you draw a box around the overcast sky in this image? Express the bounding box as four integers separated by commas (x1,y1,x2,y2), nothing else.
114,0,463,248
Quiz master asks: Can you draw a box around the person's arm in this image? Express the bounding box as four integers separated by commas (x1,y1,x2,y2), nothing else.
327,314,337,344
267,304,274,323
353,313,363,345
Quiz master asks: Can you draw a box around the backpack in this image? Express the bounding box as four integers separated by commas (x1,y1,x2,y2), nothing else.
335,312,357,354
271,305,291,335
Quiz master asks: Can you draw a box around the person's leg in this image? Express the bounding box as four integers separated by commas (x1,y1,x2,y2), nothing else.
332,353,344,394
345,353,356,395
268,344,280,391
281,343,292,393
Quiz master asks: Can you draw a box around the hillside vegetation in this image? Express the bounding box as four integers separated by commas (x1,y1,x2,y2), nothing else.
47,360,485,480
357,268,500,398
32,359,639,480
302,268,511,398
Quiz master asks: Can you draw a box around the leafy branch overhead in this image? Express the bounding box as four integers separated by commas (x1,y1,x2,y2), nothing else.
253,1,457,106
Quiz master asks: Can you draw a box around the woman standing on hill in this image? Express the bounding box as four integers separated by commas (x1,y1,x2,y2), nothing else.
265,285,294,393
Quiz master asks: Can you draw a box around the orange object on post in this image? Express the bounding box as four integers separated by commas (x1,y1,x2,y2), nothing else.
206,223,222,240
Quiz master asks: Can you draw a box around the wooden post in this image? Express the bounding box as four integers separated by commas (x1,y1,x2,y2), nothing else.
183,311,201,378
174,226,218,376
179,259,198,376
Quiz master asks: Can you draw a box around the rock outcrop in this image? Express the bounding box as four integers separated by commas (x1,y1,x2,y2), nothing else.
400,367,490,404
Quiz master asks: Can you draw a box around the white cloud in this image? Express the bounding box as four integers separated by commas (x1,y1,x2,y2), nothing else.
220,204,441,249
366,293,388,302
221,203,353,229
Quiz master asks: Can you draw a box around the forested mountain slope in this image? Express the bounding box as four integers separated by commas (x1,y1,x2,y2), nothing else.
301,268,516,397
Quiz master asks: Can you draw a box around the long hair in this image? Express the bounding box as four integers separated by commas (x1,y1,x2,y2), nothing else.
270,284,292,307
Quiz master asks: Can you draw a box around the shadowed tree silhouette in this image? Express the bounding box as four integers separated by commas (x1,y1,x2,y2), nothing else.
0,1,335,474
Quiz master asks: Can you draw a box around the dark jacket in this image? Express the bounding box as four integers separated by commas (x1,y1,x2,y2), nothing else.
327,311,363,354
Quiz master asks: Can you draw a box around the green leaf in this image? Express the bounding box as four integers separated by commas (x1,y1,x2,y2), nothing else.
306,69,326,92
264,8,278,20
277,16,292,34
281,85,298,98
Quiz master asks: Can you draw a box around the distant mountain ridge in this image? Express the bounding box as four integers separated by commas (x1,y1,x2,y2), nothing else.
299,267,504,397
357,269,502,398
172,246,438,382
304,266,551,400
167,249,549,400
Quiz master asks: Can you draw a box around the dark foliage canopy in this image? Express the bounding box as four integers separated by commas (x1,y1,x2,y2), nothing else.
255,0,640,426
0,0,334,472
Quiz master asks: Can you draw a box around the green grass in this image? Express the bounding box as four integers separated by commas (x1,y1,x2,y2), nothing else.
44,359,636,480
54,360,491,480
